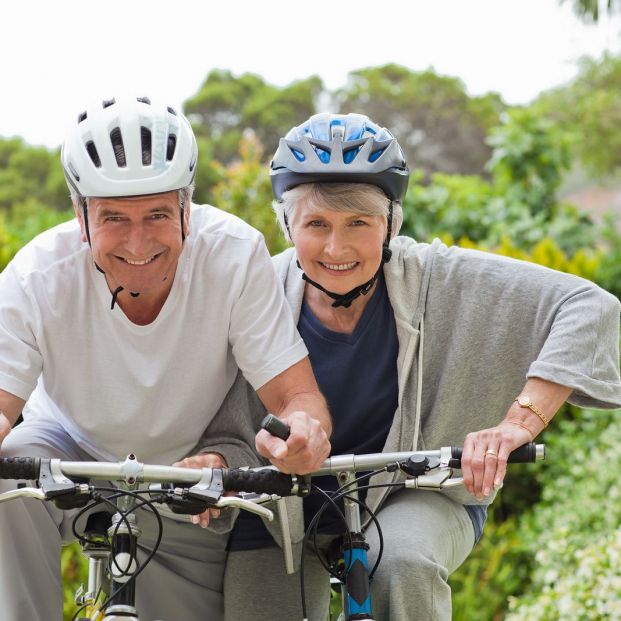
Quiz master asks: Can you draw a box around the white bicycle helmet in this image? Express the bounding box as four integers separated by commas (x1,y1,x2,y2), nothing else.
62,96,198,198
270,112,409,201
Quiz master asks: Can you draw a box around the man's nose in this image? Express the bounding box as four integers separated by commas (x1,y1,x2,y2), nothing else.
124,223,148,256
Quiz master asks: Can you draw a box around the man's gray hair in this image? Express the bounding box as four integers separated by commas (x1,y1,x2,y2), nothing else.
68,183,195,211
273,182,403,243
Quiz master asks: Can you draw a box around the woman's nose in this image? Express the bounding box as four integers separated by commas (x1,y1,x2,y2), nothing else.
324,229,346,256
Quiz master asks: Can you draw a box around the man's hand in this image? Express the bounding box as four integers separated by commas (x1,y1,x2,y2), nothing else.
256,358,332,474
255,410,330,474
172,452,227,528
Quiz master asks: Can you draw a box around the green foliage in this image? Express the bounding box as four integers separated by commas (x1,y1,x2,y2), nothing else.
402,106,600,261
0,212,20,270
504,408,621,619
535,52,621,177
561,0,621,22
62,542,89,621
487,109,572,216
594,214,621,300
450,508,533,621
335,64,504,176
0,137,68,212
210,134,288,255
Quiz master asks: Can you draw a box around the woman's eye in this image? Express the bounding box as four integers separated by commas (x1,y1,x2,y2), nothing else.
308,220,325,227
351,220,367,226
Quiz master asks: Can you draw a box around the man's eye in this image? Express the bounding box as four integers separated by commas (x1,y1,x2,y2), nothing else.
351,220,367,226
308,220,325,227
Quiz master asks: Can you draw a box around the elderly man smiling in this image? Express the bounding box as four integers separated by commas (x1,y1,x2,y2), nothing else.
0,95,331,621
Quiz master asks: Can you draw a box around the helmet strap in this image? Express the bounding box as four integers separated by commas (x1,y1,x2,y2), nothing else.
180,198,186,243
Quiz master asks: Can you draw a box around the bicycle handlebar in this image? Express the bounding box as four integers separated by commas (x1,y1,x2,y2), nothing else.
0,442,544,497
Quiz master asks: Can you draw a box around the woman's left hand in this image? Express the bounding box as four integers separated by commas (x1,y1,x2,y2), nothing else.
460,422,533,500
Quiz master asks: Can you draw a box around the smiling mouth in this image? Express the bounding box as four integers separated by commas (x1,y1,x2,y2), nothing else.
319,261,358,272
117,252,163,266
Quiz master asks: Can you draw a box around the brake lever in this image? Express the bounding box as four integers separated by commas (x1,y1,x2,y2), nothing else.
215,496,275,521
0,487,47,502
403,468,462,489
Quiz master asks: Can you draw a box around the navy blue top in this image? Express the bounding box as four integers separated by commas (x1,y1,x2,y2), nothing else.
228,275,486,550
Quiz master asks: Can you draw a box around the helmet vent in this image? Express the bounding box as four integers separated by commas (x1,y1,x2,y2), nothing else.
85,141,102,168
136,96,151,105
140,127,152,165
167,106,177,116
110,128,127,167
77,111,88,124
166,134,177,161
102,98,116,109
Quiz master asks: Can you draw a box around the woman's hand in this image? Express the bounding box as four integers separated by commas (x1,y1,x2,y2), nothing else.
460,421,533,500
172,452,227,528
461,379,571,499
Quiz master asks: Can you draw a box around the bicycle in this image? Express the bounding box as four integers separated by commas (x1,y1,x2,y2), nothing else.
0,452,273,621
0,419,544,621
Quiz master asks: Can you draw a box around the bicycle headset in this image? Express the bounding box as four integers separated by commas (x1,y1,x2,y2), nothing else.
61,95,198,309
270,112,410,308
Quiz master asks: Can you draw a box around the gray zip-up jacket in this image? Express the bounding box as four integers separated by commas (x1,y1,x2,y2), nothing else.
198,237,621,557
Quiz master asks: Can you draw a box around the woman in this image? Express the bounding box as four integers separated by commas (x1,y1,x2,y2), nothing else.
199,113,621,621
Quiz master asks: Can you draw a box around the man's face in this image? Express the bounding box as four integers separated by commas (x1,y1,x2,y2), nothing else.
78,191,189,298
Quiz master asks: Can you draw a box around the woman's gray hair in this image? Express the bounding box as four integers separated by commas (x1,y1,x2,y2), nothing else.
68,183,195,211
273,183,403,243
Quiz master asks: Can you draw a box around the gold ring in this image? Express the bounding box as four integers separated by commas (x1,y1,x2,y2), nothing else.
485,449,498,457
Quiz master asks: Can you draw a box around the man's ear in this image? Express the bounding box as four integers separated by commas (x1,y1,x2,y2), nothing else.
183,201,191,237
74,199,88,243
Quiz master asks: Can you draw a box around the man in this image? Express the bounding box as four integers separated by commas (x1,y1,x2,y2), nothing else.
0,95,331,620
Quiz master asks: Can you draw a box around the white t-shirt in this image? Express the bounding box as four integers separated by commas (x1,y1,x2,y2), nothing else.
0,204,308,464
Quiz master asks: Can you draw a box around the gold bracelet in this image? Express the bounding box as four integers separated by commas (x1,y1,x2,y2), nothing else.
514,396,549,428
506,420,535,439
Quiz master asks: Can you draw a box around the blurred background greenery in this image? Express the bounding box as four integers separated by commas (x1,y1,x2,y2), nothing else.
2,4,621,618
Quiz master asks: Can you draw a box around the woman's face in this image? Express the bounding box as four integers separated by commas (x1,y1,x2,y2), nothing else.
290,201,386,295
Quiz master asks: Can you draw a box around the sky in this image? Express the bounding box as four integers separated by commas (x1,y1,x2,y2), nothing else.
2,0,620,149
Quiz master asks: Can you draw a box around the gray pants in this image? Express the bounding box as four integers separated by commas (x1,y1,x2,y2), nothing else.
224,490,475,621
0,419,227,621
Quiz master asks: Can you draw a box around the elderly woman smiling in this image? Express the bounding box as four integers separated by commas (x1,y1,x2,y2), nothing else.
201,113,621,621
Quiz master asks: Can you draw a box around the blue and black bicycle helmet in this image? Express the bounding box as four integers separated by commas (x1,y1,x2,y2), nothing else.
270,113,409,201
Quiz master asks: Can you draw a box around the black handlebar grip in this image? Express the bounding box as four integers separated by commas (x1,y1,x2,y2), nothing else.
222,468,294,497
260,413,291,441
449,442,540,468
0,457,40,480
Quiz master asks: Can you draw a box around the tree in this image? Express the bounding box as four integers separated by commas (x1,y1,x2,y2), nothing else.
560,0,621,21
534,52,621,176
210,134,288,255
184,69,323,165
335,64,504,177
0,137,68,212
